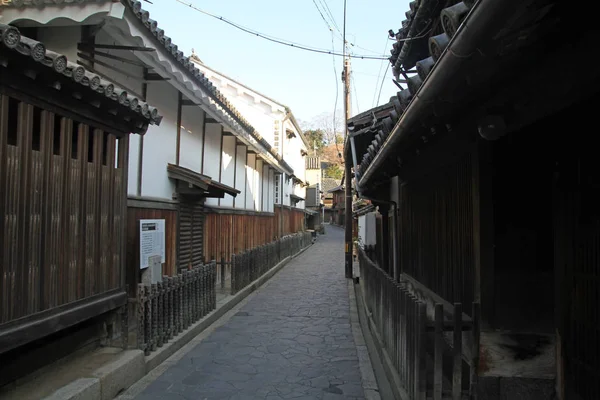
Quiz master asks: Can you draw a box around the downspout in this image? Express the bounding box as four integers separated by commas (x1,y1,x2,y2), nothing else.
361,195,399,282
359,0,512,188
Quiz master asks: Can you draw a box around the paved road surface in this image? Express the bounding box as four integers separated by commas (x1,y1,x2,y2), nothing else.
134,225,366,400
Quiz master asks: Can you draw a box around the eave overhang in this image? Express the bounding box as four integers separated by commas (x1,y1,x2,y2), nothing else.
167,163,239,199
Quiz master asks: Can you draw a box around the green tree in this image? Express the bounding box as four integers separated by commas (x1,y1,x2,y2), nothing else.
303,129,326,155
324,163,343,179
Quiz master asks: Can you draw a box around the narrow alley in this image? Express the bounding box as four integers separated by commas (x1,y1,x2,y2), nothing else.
120,226,373,400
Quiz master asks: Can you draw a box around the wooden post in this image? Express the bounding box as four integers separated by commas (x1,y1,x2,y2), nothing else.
434,303,444,400
453,303,463,400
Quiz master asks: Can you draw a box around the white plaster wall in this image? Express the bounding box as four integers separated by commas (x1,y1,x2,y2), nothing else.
141,81,178,199
234,145,247,209
203,122,222,207
283,177,292,207
37,26,80,62
180,106,204,173
127,134,141,196
262,164,269,212
91,29,144,97
268,170,275,212
306,168,322,189
220,136,236,208
255,159,263,212
246,153,257,210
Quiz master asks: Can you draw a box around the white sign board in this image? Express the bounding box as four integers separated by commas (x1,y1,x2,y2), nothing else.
140,219,166,269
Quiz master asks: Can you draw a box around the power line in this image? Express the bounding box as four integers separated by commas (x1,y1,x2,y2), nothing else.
173,0,390,60
371,37,391,108
311,0,333,32
331,32,339,148
352,74,360,114
319,0,342,35
376,63,390,106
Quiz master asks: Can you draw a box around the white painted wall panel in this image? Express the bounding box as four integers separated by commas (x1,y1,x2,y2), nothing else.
127,134,141,196
246,153,257,210
203,122,222,207
234,145,247,209
220,136,236,208
268,170,275,212
141,82,178,199
262,164,269,212
179,106,204,173
255,159,263,211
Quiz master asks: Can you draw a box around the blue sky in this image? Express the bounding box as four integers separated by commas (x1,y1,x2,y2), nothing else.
142,0,409,124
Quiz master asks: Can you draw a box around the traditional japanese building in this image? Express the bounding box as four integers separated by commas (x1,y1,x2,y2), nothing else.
349,0,598,399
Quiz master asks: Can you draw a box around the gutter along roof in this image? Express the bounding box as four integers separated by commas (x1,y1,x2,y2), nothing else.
0,23,161,134
352,0,562,192
2,0,294,174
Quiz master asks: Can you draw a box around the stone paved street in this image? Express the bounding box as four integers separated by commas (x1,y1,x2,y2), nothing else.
134,225,367,400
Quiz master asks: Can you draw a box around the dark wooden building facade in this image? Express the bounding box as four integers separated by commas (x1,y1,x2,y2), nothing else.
0,24,161,384
350,1,599,399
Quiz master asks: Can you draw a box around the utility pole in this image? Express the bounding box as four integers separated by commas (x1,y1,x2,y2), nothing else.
343,56,353,279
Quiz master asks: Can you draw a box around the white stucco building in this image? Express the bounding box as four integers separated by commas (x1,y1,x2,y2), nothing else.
192,58,309,211
0,0,307,273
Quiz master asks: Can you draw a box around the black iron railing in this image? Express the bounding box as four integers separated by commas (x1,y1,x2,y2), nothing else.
231,232,312,294
136,262,216,355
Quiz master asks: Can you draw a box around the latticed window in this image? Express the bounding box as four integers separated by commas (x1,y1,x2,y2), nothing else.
275,174,281,204
273,120,280,153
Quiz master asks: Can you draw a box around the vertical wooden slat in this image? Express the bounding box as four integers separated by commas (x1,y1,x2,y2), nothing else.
453,303,463,400
28,138,43,314
0,95,8,322
117,135,129,289
106,134,116,289
38,111,54,311
77,124,89,299
93,129,103,294
17,102,34,317
58,117,73,305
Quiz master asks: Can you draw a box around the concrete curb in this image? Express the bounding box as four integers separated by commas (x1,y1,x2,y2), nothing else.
41,243,313,400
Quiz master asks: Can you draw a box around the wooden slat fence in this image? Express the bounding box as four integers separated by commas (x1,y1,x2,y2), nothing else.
0,94,128,340
230,231,312,294
136,261,216,356
359,247,480,400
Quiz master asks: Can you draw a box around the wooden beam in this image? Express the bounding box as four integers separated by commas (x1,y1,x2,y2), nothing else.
77,43,156,52
181,99,196,106
176,91,182,165
205,117,219,124
77,46,148,68
0,290,127,354
77,52,145,83
145,73,169,81
201,110,206,174
232,142,238,209
218,125,224,207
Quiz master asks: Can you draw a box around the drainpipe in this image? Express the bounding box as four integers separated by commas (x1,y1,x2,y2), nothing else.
359,0,512,188
361,195,399,281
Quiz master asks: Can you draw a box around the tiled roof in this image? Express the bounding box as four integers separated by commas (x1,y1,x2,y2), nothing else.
120,0,293,171
321,178,341,198
4,0,292,172
0,23,162,129
354,0,477,185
